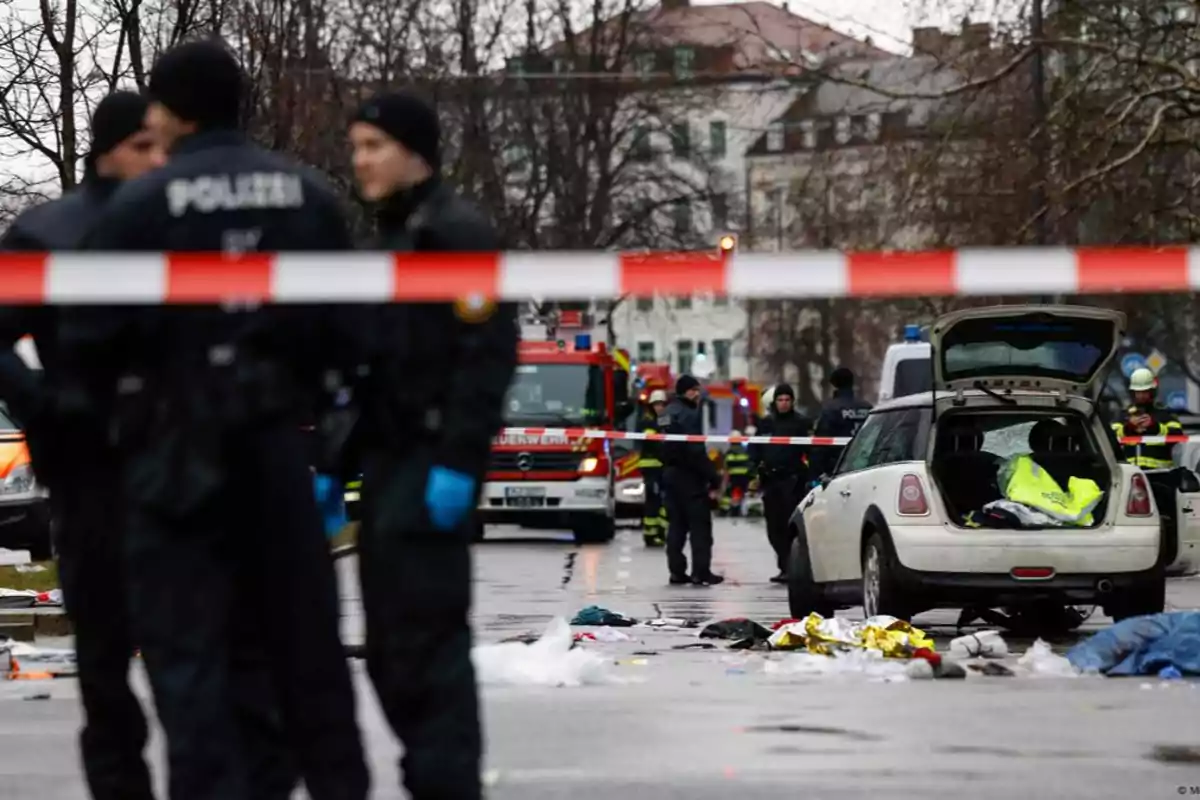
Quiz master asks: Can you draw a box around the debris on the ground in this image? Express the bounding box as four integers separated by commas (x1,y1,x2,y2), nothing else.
949,630,1009,660
2,637,78,680
570,605,637,627
1066,612,1200,676
473,617,619,687
0,549,31,567
639,617,701,630
1016,639,1079,677
673,642,717,651
699,618,772,643
23,692,51,701
762,649,911,680
1148,744,1200,764
968,661,1016,677
768,613,935,658
905,657,968,680
574,627,633,643
0,587,63,609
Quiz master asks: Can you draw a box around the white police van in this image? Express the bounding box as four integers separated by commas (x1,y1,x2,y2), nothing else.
878,324,931,403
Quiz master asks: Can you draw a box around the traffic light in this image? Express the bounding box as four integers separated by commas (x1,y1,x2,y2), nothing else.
718,233,737,253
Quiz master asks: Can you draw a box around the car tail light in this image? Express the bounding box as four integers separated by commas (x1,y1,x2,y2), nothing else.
897,474,929,516
578,455,609,477
1127,473,1153,516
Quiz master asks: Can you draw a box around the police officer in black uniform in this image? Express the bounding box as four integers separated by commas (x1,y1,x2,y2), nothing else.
0,91,165,800
79,41,368,800
813,367,873,477
662,375,724,586
344,91,519,800
750,384,813,582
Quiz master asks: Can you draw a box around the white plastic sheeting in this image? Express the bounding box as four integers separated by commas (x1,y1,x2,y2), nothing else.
472,617,621,687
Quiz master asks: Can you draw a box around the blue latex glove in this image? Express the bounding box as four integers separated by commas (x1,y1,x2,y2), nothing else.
313,473,348,540
425,466,476,531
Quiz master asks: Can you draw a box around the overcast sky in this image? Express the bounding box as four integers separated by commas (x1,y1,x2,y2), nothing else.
0,0,995,193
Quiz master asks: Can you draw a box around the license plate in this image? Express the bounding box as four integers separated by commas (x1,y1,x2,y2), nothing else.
505,487,546,499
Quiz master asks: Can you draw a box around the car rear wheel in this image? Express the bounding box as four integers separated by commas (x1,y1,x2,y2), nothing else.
787,532,833,618
862,534,908,619
1109,574,1166,622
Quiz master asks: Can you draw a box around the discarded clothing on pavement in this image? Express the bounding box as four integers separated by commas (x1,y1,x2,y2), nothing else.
0,588,63,609
1,637,77,679
699,618,772,646
1066,612,1200,676
473,617,619,687
571,605,637,627
768,613,935,657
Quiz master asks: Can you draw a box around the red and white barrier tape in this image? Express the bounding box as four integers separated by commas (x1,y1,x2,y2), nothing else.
498,429,1197,446
2,247,1198,303
498,427,850,445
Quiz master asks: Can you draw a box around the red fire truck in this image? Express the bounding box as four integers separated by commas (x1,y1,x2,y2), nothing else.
477,327,633,544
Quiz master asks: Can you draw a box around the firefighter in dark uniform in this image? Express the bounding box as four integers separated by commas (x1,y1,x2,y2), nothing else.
637,389,669,546
345,91,519,800
1112,368,1182,469
662,375,724,585
721,430,754,517
0,91,168,800
78,42,368,800
750,384,813,582
813,367,873,477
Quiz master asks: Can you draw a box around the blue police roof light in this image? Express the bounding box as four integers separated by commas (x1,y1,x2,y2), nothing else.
574,333,591,350
903,324,921,342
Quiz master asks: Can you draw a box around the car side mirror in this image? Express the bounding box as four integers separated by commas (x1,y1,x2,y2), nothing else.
819,473,832,489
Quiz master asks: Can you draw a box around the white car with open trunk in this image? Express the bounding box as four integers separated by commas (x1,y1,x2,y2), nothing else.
787,305,1199,626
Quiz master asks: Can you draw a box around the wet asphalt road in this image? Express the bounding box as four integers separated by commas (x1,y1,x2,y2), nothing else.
3,517,1200,799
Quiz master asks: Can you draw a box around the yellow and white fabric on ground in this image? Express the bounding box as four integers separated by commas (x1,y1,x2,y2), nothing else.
767,613,935,657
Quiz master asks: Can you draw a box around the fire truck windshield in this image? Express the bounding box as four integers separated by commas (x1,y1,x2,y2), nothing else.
504,363,606,425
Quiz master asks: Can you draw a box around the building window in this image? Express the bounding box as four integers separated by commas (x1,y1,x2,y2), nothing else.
800,120,816,148
713,293,729,307
676,339,694,375
711,193,728,229
713,338,731,379
632,126,652,161
676,295,692,310
709,120,727,157
866,112,881,140
508,56,526,75
835,116,851,144
634,52,655,75
766,121,784,152
671,122,690,157
553,57,569,73
673,46,695,79
673,199,691,236
636,340,656,362
636,295,654,312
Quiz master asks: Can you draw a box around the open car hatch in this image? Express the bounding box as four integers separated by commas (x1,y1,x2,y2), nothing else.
930,305,1126,395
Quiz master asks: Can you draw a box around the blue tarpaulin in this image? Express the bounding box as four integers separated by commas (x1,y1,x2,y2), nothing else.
1066,612,1200,676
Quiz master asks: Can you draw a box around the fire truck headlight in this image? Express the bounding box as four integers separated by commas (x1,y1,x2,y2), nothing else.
578,457,600,474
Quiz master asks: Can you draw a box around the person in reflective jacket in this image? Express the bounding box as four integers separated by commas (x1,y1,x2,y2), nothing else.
636,389,669,546
721,432,754,516
0,90,167,800
345,91,519,800
79,41,368,800
1113,368,1181,470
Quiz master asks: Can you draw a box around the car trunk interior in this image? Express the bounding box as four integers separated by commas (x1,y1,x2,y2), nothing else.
930,409,1113,529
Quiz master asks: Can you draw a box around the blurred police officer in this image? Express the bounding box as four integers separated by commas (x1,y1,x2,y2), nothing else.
813,367,872,476
750,384,813,582
79,40,367,800
346,91,518,800
662,375,723,586
0,90,164,800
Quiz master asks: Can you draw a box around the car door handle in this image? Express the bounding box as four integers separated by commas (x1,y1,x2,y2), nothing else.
839,490,852,498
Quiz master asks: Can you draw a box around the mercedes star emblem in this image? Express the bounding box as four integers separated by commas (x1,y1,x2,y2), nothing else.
516,452,534,471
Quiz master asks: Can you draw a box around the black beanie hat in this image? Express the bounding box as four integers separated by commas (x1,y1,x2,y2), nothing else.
149,39,242,129
85,91,148,172
353,91,441,171
675,375,701,395
773,383,795,401
830,367,855,389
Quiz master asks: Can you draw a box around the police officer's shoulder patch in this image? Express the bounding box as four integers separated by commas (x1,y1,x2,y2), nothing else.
453,294,497,324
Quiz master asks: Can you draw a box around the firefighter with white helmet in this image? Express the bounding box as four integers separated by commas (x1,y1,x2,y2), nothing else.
1112,367,1182,469
636,389,670,546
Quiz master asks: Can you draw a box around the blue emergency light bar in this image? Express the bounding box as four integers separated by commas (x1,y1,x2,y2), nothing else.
575,333,591,350
903,324,921,342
